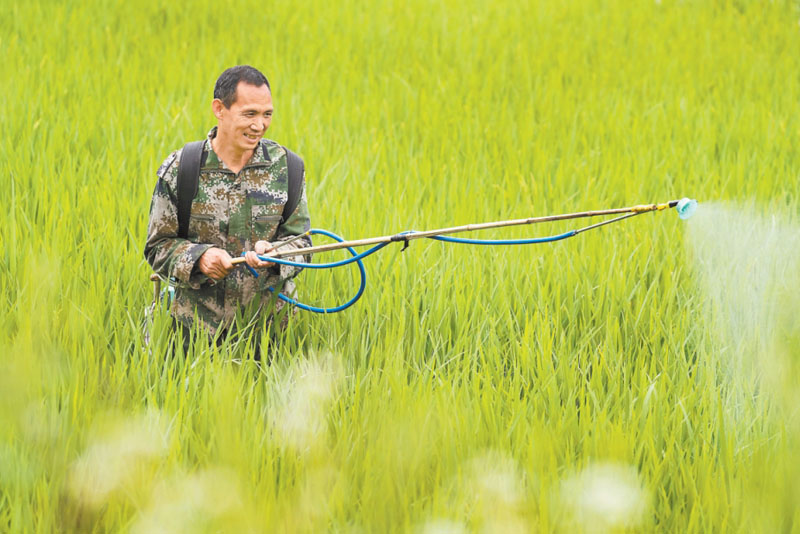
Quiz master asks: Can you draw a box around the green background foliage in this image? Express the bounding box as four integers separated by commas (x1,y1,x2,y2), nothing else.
2,0,799,532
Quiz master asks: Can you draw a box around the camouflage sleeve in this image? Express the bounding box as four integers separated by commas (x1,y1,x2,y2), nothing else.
143,151,213,289
272,173,312,281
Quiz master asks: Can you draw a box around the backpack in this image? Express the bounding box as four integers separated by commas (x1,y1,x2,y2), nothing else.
175,139,305,239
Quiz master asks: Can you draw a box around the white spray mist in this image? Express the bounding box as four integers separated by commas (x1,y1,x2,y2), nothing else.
685,201,800,386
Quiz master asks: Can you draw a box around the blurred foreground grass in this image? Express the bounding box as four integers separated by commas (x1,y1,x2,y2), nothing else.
1,0,800,532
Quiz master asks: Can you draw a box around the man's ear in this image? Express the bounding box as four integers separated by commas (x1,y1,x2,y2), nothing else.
212,99,225,120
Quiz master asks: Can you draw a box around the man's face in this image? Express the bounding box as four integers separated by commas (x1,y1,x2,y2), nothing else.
213,81,273,154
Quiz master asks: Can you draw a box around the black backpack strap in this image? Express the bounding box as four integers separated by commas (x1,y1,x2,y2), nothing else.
176,140,205,239
282,146,305,224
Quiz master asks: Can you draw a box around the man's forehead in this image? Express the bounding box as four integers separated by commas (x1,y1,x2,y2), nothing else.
236,82,271,99
238,100,273,111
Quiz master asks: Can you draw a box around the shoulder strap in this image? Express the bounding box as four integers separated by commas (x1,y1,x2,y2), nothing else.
281,145,305,224
176,140,205,239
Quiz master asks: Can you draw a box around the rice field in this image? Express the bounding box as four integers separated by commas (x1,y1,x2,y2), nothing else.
2,0,800,532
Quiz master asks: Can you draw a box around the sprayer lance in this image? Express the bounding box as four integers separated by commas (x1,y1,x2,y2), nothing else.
229,199,692,264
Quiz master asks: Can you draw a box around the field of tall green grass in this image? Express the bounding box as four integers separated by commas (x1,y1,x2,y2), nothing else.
2,0,800,532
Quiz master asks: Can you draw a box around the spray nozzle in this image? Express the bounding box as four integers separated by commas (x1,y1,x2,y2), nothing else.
676,198,698,220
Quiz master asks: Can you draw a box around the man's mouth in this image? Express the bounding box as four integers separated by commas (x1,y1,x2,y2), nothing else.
244,133,261,141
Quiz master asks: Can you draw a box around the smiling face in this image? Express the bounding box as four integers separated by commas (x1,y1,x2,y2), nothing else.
212,81,273,158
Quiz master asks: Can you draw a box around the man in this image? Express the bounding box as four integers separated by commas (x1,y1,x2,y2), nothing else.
144,65,311,356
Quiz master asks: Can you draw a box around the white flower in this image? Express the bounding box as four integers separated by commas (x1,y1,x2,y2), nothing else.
419,519,467,534
560,462,649,533
273,353,342,451
67,409,168,507
131,467,253,534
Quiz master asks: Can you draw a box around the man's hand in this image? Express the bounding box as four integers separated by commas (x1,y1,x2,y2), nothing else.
244,240,276,270
197,247,234,280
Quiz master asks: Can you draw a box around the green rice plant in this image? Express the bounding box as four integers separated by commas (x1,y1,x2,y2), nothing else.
1,0,800,532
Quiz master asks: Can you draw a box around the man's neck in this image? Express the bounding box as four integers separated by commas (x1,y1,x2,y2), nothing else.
211,135,253,174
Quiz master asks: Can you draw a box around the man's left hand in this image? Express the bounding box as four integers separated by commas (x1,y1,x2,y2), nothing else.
245,240,276,270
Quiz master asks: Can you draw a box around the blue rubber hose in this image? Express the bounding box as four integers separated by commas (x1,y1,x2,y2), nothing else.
242,229,381,313
430,230,576,245
242,228,578,313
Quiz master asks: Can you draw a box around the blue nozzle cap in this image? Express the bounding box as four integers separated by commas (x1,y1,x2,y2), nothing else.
676,198,698,220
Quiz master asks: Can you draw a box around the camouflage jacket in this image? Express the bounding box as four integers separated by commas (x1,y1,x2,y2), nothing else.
144,127,312,334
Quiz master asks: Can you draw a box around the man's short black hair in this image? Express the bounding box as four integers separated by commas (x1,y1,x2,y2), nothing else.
214,65,271,108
